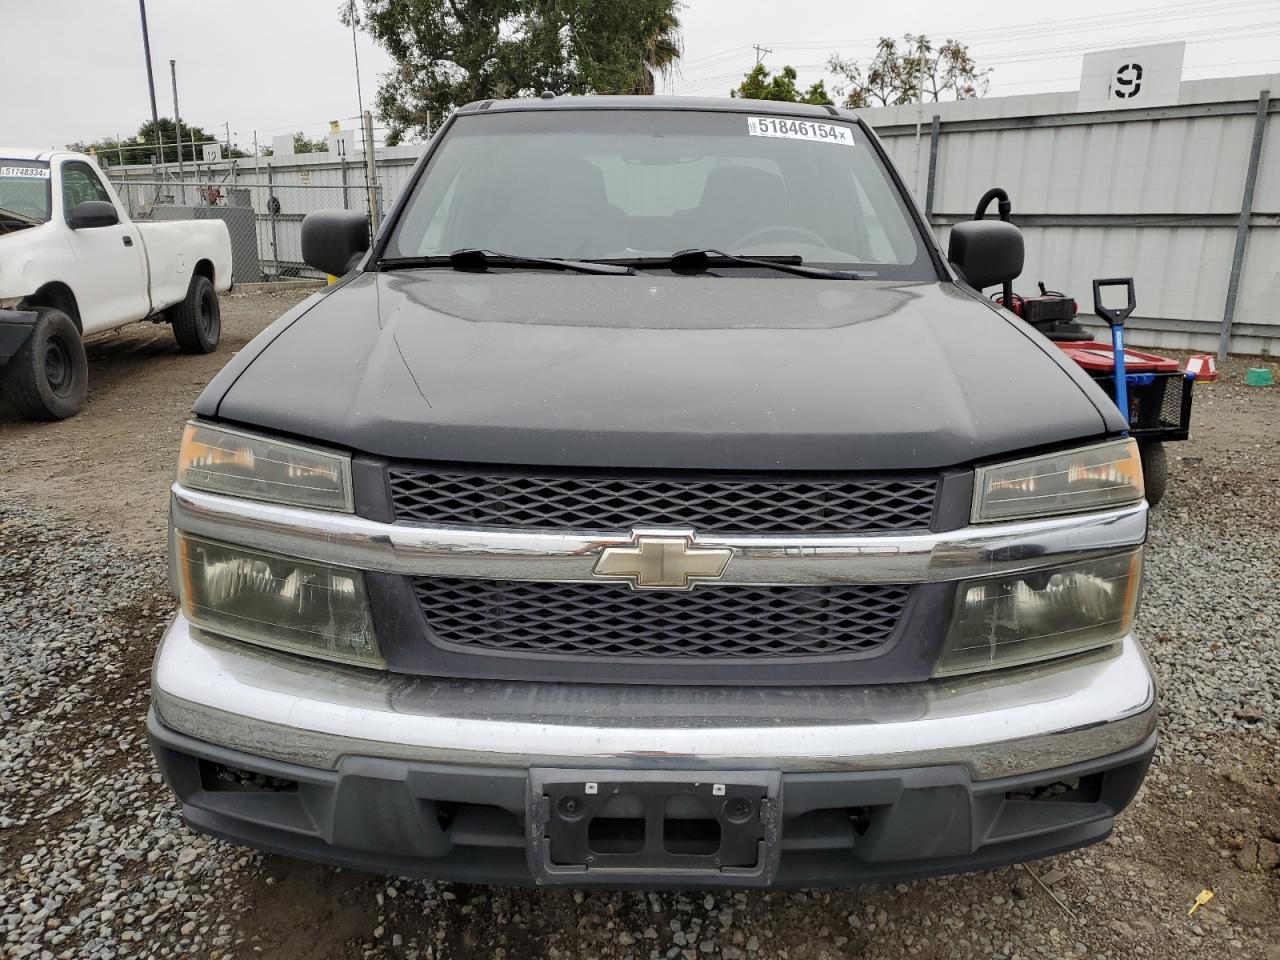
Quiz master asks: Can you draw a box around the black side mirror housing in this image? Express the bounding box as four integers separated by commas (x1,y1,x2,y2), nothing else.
947,220,1024,291
66,200,119,229
302,210,370,277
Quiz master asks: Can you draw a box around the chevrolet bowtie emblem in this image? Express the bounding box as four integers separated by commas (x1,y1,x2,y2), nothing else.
593,536,733,590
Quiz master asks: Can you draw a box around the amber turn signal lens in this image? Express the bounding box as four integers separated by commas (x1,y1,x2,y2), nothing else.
177,422,353,512
972,439,1144,523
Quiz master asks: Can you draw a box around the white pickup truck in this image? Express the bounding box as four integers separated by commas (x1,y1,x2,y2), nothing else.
0,149,233,419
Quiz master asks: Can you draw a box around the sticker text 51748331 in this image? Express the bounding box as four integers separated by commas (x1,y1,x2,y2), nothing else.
746,117,856,146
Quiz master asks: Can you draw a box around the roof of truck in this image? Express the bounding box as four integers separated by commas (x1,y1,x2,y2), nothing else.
0,148,57,161
457,95,851,119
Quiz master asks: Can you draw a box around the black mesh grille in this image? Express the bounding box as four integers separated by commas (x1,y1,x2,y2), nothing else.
413,578,909,659
388,469,937,533
1096,371,1191,433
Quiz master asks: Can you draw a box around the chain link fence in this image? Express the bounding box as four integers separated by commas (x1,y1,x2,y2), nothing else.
107,176,378,284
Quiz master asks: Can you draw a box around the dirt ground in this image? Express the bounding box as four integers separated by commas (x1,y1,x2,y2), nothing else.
1,290,1278,959
0,287,317,551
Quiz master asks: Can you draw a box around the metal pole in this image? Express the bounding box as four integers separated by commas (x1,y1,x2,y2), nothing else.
169,59,186,203
912,38,927,198
924,113,941,219
267,160,279,279
224,122,232,163
363,110,380,233
349,0,365,119
137,0,165,195
1218,89,1270,362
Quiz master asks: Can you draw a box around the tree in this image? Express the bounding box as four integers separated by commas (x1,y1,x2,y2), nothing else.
291,132,329,154
730,63,832,105
258,132,329,157
345,0,683,144
828,35,989,109
634,6,683,95
73,119,247,166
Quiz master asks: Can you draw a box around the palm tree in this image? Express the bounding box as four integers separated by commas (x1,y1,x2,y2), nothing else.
634,6,682,95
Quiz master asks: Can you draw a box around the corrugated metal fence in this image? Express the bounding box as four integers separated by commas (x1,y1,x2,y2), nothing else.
859,74,1279,356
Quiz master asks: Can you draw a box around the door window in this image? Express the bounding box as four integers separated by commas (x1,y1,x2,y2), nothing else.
61,161,112,218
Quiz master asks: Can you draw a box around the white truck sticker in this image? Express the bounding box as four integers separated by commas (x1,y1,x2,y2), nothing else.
747,116,856,146
0,166,50,178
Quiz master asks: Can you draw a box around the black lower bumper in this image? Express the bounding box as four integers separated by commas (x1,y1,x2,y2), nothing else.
0,308,37,365
148,709,1154,888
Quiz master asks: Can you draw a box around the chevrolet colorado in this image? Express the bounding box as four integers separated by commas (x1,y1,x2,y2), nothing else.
0,149,232,419
148,97,1156,887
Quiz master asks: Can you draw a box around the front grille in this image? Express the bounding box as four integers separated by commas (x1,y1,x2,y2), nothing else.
388,468,937,533
413,578,909,659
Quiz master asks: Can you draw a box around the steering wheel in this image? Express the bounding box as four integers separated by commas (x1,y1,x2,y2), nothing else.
732,223,828,250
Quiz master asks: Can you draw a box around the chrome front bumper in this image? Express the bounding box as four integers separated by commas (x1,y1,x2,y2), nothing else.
152,614,1157,780
170,485,1149,586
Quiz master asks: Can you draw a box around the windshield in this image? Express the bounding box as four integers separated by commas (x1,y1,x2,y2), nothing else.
0,160,52,224
386,109,933,279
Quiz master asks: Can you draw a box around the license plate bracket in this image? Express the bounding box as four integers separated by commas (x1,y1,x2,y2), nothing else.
527,769,782,885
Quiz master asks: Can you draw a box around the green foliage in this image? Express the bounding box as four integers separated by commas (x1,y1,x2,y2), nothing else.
291,132,330,154
828,35,989,109
258,132,329,158
730,64,832,105
345,0,683,144
73,118,247,166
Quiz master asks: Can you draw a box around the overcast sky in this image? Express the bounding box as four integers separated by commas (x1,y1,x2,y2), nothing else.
4,0,1279,153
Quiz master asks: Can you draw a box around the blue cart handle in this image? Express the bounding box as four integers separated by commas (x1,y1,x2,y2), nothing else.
1093,278,1136,435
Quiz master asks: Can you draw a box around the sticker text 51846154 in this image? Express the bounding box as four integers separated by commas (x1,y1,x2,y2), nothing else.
746,117,856,146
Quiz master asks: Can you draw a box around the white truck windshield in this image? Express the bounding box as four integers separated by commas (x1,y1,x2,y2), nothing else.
0,160,52,225
387,109,934,280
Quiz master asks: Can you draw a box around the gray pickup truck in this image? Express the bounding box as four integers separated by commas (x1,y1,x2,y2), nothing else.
148,96,1155,888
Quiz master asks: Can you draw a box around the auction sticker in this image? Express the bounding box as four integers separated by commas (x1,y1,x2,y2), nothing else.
0,166,49,178
747,116,856,146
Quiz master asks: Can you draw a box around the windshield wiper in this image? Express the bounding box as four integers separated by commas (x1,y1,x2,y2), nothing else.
379,249,633,276
0,206,40,228
617,249,865,280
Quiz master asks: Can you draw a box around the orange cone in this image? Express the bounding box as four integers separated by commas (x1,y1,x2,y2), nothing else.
1185,354,1218,382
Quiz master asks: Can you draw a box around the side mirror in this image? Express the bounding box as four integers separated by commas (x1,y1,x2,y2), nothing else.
947,220,1024,291
302,210,370,277
66,200,119,229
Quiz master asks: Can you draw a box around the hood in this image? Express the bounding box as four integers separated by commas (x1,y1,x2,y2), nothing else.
203,271,1121,471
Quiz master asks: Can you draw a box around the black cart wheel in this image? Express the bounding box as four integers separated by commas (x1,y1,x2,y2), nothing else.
1139,440,1168,507
2,307,88,420
172,274,221,354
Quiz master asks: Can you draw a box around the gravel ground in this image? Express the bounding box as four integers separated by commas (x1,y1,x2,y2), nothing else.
1,295,1278,959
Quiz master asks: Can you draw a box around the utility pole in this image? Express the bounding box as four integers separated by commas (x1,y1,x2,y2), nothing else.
752,44,772,66
224,122,232,163
363,110,380,233
137,0,165,192
169,59,185,203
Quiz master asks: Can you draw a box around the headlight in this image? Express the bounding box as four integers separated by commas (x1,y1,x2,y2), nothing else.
972,439,1143,523
936,550,1142,676
177,422,353,512
176,533,382,667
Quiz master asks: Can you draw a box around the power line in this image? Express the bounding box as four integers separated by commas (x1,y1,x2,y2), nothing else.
753,0,1278,52
672,18,1280,94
